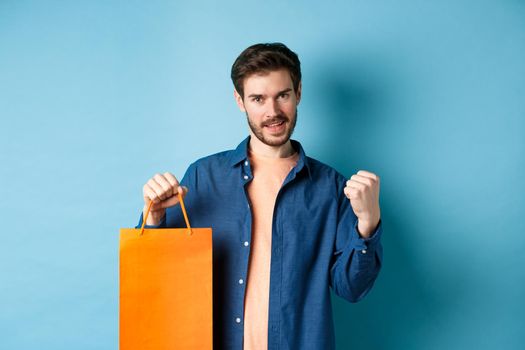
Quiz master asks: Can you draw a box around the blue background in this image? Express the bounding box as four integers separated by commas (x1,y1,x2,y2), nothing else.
1,1,524,349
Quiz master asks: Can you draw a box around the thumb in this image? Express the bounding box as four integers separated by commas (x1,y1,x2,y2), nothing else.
159,186,189,209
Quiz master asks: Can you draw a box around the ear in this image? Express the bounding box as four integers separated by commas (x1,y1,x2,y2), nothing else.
234,89,246,112
295,81,302,106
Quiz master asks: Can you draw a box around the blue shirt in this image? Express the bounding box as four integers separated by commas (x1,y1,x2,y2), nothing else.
137,137,383,349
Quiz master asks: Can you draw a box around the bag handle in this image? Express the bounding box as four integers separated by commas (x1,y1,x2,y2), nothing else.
140,192,193,236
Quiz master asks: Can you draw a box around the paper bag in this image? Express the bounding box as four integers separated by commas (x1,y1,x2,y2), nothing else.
120,195,212,349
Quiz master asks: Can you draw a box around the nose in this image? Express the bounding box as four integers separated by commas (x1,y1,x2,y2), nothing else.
266,98,280,118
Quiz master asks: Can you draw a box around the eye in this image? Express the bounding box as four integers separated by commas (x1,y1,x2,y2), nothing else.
252,96,262,103
279,93,290,99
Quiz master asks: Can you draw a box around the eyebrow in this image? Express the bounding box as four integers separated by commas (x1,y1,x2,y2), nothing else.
247,88,293,99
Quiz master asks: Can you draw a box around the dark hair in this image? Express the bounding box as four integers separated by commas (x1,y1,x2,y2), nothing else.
231,43,301,99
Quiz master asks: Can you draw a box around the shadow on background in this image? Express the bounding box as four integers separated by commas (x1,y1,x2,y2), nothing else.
310,52,463,350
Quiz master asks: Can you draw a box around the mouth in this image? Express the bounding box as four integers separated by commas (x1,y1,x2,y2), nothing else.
263,120,286,134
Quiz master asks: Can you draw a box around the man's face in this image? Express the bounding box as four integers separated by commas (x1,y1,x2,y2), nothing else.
234,69,301,147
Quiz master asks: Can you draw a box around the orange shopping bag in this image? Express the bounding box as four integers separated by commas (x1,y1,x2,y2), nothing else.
119,194,213,349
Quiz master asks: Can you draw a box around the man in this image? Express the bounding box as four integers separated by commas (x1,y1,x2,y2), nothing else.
137,43,383,349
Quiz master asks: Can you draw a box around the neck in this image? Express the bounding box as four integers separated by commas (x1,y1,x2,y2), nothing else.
248,132,295,158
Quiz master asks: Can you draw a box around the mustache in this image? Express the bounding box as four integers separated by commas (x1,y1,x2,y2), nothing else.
262,115,289,127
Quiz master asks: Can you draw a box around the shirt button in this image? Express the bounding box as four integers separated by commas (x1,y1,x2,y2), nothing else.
235,317,241,324
243,175,249,180
238,278,244,284
361,249,367,254
244,241,249,247
244,160,249,166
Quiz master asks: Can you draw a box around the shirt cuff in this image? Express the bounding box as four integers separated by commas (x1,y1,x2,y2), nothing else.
350,219,383,252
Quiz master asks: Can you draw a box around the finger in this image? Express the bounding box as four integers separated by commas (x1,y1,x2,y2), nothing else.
143,183,161,203
172,185,187,200
356,170,379,182
350,174,374,186
345,187,361,201
346,179,366,190
147,178,168,201
164,172,183,200
344,186,359,200
164,172,180,189
178,185,189,196
346,181,365,199
345,183,363,199
159,186,190,209
159,194,180,209
154,173,173,198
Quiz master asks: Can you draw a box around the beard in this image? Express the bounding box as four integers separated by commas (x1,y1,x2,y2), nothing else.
246,110,298,147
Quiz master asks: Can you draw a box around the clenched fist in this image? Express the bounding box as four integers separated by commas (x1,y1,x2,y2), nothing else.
142,172,188,226
344,170,381,238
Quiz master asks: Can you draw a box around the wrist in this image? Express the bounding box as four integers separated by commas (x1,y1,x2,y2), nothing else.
357,217,380,238
144,207,165,226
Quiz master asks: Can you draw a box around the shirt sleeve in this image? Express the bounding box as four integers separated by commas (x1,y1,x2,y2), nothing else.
329,177,383,303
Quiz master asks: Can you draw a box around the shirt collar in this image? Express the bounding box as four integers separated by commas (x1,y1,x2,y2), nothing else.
228,136,312,180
